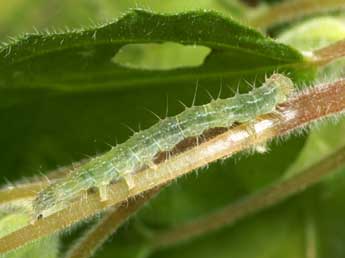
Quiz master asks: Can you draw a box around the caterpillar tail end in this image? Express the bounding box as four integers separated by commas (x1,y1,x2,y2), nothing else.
30,214,42,225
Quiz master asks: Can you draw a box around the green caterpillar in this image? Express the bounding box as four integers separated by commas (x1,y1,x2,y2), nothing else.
32,74,294,220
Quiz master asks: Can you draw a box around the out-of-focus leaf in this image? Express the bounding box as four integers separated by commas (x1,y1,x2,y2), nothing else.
149,200,307,258
0,211,59,258
0,0,247,41
0,0,99,40
278,16,345,51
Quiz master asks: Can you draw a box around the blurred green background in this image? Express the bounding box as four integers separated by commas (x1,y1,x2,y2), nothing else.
0,0,246,41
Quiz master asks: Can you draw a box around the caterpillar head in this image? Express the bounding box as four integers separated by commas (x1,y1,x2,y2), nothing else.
267,74,294,104
32,186,62,221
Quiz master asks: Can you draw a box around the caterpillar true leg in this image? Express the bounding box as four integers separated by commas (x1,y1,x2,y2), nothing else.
123,174,135,192
99,185,108,202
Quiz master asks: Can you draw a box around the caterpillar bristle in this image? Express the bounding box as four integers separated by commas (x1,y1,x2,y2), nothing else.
32,74,295,218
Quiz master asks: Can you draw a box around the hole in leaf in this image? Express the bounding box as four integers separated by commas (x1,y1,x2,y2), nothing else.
113,42,211,70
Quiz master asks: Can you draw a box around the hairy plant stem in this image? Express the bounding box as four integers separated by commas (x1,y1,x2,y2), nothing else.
249,0,345,29
64,186,161,258
149,145,345,249
312,39,345,66
0,79,345,254
0,182,46,205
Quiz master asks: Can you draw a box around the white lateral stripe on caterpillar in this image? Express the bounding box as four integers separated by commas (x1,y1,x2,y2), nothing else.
32,73,294,219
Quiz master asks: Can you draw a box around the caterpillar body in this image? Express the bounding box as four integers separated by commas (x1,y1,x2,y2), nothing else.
32,74,294,219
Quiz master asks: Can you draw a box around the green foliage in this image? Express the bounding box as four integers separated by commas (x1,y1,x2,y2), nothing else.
0,211,58,258
0,1,345,258
0,9,305,93
278,16,345,51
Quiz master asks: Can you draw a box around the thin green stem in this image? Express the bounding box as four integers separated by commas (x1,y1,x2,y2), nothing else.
64,187,161,258
149,145,345,249
305,211,318,258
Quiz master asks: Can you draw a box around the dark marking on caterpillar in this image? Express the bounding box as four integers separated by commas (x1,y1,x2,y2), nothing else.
32,74,294,220
153,127,229,164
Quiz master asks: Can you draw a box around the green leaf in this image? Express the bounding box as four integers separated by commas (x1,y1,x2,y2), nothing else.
277,15,345,79
278,16,345,51
0,9,307,94
149,200,308,258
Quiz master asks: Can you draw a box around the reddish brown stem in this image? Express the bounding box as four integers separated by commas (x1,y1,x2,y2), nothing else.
279,79,345,132
151,145,345,248
312,39,345,66
250,0,345,29
0,79,344,254
65,187,161,258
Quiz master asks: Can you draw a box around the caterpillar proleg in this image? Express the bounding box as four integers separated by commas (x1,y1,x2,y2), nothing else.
32,74,294,220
